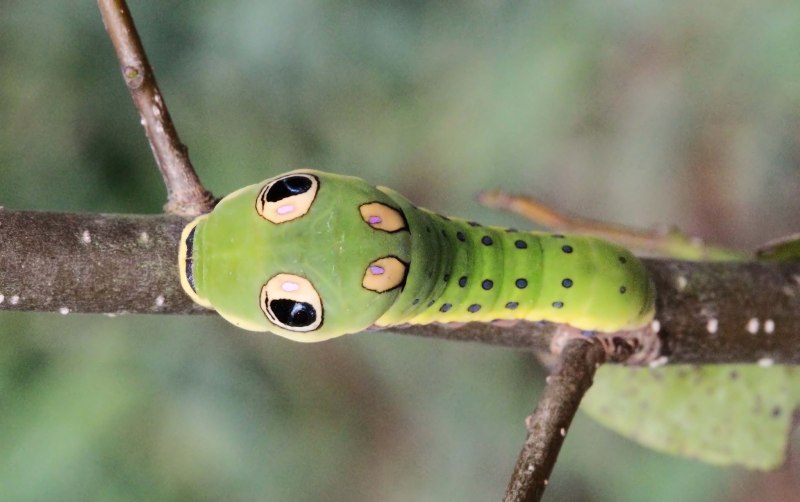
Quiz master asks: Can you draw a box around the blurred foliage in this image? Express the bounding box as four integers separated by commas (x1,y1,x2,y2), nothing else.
1,0,799,500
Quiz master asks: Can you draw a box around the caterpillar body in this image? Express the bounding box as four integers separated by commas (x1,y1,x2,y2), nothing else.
179,170,656,342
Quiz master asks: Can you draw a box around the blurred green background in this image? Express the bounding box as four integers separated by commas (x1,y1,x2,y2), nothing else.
1,1,799,500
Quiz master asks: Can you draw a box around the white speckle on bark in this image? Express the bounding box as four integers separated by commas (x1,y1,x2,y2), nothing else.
81,230,92,244
648,356,669,368
706,318,719,334
764,319,775,334
9,295,20,305
59,307,70,315
559,428,566,437
650,319,661,333
676,276,688,291
757,357,775,367
155,295,165,307
152,105,161,117
526,464,534,472
746,318,760,334
139,232,150,244
544,479,549,486
0,294,4,304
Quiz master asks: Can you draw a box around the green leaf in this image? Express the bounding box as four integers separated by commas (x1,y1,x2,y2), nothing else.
581,365,800,470
757,233,800,262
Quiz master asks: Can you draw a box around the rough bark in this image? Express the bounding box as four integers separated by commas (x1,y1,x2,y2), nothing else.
1,210,798,365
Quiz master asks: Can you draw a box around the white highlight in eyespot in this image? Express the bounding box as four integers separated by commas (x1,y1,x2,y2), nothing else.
9,295,19,305
281,281,300,292
757,357,775,367
649,356,669,368
706,318,718,334
59,307,69,315
155,295,165,307
276,204,295,215
676,276,688,291
370,266,385,275
81,230,92,244
746,318,760,334
764,319,775,334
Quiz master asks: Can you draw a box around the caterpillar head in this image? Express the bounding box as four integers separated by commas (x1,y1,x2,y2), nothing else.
179,170,412,342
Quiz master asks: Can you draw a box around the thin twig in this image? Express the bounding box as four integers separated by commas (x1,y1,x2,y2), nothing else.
504,338,606,502
97,0,215,216
477,190,746,261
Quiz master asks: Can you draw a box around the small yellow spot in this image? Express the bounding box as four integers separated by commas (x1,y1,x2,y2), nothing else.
362,257,407,292
359,202,407,232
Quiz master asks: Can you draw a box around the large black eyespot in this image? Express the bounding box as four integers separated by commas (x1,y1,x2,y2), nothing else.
268,299,317,328
260,274,323,332
256,173,319,223
265,175,313,202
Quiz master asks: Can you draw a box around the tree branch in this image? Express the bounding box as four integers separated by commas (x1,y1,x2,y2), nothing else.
2,210,799,365
504,338,606,502
97,0,215,216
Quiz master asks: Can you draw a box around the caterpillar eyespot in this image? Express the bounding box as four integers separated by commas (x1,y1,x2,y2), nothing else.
260,274,323,332
256,173,319,224
180,169,656,341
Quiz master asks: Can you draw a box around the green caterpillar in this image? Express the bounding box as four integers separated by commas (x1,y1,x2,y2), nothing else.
179,170,655,341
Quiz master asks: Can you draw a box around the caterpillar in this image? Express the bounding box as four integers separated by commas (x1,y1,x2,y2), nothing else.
179,170,656,342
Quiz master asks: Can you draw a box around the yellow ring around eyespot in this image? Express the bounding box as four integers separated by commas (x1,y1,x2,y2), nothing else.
256,175,319,224
260,273,323,332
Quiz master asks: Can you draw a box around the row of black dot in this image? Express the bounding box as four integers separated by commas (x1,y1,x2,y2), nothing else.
420,224,632,313
413,228,584,314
